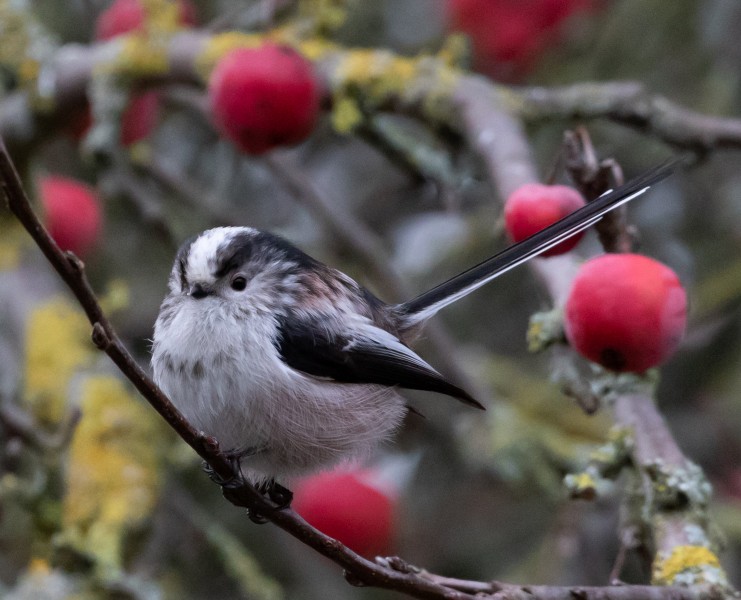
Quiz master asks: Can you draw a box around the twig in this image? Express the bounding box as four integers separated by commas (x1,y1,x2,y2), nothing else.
562,127,634,253
0,397,82,453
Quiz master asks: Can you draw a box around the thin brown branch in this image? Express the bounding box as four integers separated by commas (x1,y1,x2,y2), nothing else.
0,136,245,485
0,134,491,599
378,559,727,599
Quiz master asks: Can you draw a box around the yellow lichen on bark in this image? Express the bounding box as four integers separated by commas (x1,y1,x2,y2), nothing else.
24,298,95,425
107,35,170,79
195,32,263,80
60,376,164,574
652,544,728,586
139,0,185,35
297,0,351,31
0,217,28,271
327,48,461,134
98,0,191,79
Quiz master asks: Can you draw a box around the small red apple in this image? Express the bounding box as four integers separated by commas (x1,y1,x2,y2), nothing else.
67,91,159,146
39,176,102,259
564,254,687,372
208,44,321,155
447,0,598,79
504,183,587,256
292,468,396,558
121,90,160,146
95,0,197,41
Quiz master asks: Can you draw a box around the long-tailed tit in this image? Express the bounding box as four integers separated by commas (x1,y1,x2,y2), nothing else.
151,162,676,496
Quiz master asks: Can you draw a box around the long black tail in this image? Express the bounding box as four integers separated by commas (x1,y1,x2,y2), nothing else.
397,159,681,327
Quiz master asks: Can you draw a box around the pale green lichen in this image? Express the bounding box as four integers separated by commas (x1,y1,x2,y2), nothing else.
115,36,170,77
564,469,599,500
564,429,633,498
587,367,658,406
652,545,728,587
647,459,713,509
96,0,193,80
437,33,471,69
527,308,564,352
588,426,632,472
331,95,364,133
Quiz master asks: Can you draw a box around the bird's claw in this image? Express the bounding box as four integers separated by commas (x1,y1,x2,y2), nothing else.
258,479,294,509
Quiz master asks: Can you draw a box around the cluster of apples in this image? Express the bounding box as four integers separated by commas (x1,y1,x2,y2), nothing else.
505,182,687,372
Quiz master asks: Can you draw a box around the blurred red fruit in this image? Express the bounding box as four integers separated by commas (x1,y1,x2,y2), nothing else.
447,0,597,79
68,106,93,141
67,91,159,146
39,176,102,259
208,44,321,155
95,0,196,41
564,254,687,372
504,183,587,256
293,469,395,558
121,90,160,146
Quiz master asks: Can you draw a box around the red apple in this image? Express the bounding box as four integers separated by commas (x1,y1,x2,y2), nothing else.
95,0,197,41
121,90,160,146
208,44,321,155
39,176,102,259
292,468,396,558
67,91,159,146
504,183,587,256
564,254,687,372
447,0,597,79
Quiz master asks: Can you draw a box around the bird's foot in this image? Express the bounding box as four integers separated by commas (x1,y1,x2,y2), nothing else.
247,480,293,524
260,479,294,508
202,444,291,524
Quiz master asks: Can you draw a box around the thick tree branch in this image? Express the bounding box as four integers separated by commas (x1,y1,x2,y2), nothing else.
3,34,741,158
435,82,731,591
513,82,741,153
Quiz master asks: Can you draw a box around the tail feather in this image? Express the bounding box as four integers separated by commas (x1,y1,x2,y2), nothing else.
397,158,681,327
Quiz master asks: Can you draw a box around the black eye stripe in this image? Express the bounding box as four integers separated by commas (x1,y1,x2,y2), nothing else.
215,232,254,278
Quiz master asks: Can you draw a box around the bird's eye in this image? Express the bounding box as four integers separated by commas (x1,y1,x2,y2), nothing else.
230,276,247,292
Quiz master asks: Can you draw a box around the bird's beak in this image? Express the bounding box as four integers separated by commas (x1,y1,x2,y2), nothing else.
188,282,213,299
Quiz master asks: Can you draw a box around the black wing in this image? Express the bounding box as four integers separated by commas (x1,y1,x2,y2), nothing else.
275,313,484,409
